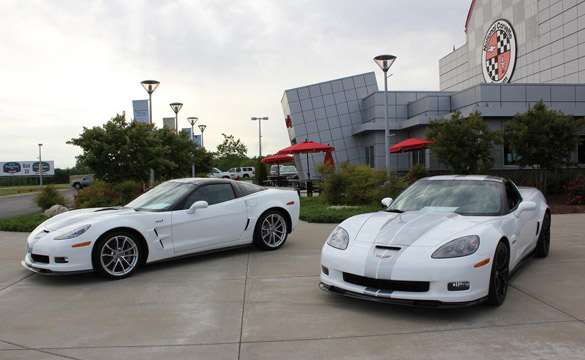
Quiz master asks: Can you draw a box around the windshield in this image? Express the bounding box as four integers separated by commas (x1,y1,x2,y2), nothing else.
126,181,195,211
388,180,502,216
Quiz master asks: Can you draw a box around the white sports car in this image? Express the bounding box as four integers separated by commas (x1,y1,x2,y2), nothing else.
320,175,550,307
23,178,299,279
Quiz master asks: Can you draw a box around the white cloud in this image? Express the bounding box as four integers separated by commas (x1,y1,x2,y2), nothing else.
0,0,470,168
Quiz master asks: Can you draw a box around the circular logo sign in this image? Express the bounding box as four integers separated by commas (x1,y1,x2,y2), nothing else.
481,19,517,83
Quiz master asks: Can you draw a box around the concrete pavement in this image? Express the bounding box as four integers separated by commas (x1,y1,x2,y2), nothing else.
0,216,584,359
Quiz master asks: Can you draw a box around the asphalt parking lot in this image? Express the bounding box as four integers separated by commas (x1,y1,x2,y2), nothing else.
0,215,584,360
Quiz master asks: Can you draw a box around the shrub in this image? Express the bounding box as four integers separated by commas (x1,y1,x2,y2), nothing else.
0,214,48,232
405,164,429,184
256,159,268,185
564,177,585,205
74,180,144,209
33,185,68,210
374,171,409,201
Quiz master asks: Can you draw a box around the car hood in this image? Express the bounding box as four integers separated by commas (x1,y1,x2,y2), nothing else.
348,211,497,248
43,207,137,231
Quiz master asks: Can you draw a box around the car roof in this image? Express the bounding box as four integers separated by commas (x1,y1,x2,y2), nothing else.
167,177,235,185
423,175,505,183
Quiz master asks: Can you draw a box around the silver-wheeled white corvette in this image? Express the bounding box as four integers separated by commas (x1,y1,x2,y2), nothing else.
320,175,550,307
23,179,299,279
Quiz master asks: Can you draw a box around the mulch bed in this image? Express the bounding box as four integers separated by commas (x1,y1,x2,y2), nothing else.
546,194,585,214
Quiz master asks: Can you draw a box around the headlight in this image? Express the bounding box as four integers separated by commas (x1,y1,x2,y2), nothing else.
327,226,349,250
432,235,480,259
54,225,91,240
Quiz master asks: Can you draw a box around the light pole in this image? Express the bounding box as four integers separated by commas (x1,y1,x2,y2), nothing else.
251,116,268,157
141,80,160,186
38,143,43,188
198,124,207,148
374,54,397,178
187,117,198,177
170,103,183,134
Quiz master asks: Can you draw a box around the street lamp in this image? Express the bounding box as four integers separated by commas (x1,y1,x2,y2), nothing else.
198,124,207,148
187,117,198,177
140,79,160,186
170,103,183,134
38,143,43,188
373,54,397,178
251,116,269,157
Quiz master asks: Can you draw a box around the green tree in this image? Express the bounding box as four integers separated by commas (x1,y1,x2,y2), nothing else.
427,111,501,174
214,133,248,170
68,112,212,183
503,100,585,191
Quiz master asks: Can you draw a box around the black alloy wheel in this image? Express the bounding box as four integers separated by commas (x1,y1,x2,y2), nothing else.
487,241,510,306
535,213,551,258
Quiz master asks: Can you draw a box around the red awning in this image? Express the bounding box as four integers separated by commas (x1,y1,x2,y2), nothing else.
278,140,335,154
390,138,435,153
261,154,295,164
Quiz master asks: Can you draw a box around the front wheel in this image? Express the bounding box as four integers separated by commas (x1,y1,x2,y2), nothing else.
92,231,141,279
487,241,509,306
535,212,551,258
253,211,288,250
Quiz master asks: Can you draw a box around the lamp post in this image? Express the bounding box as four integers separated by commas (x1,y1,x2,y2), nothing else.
198,124,207,148
38,143,43,188
373,54,397,178
187,117,198,177
251,116,269,157
170,103,183,134
140,80,160,186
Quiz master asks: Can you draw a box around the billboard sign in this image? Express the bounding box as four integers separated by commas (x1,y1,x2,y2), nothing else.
163,117,175,131
1,161,55,176
132,100,149,123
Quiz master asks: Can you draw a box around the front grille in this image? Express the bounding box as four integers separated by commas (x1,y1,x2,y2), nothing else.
343,272,429,292
31,254,50,264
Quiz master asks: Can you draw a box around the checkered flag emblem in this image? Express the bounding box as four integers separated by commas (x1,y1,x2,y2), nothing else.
485,30,511,81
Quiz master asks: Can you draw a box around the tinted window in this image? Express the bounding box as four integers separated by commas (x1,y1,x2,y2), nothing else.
237,182,265,196
504,181,522,211
183,183,235,208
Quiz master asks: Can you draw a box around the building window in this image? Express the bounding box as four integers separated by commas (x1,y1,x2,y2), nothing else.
411,149,425,166
504,143,521,166
365,146,374,168
579,135,585,165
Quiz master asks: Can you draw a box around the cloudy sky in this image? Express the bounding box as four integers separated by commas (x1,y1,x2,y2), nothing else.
1,0,471,168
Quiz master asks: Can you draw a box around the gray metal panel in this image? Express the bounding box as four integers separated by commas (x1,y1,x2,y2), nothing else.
336,103,349,116
334,92,347,104
325,105,338,117
364,72,377,86
302,110,316,122
332,80,344,93
298,87,310,100
286,89,299,102
323,94,335,107
289,101,302,114
312,96,325,109
501,85,526,102
551,85,576,101
342,78,355,90
329,116,341,129
320,82,333,95
526,85,552,101
353,75,366,88
300,99,313,111
315,108,327,120
309,85,322,98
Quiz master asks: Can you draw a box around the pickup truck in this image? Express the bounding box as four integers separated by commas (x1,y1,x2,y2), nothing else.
209,168,231,179
71,174,94,190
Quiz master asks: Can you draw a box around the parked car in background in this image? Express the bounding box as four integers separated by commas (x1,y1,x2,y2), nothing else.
23,178,300,279
71,174,94,190
269,165,282,177
229,167,255,179
209,167,231,179
279,166,299,179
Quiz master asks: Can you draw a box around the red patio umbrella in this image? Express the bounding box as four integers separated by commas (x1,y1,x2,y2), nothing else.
261,154,295,164
390,138,435,153
323,151,335,169
278,140,335,179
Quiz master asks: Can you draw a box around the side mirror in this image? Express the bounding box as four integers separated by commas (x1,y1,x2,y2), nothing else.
514,201,537,217
187,200,208,214
381,197,393,207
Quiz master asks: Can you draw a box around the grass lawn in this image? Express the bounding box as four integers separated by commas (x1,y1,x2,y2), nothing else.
0,214,48,232
0,184,70,197
300,196,381,223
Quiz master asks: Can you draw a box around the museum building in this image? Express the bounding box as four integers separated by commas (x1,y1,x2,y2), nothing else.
281,0,585,179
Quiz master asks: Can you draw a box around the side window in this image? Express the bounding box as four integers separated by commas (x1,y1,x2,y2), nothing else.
183,184,236,209
504,181,522,211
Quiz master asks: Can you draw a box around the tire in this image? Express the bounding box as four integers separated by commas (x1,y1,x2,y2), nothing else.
74,183,81,190
253,210,288,250
487,241,510,306
535,212,551,258
92,231,142,279
243,174,249,178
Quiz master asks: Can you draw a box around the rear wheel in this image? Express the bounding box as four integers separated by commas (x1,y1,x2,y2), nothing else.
535,212,551,258
74,183,81,190
253,210,288,250
487,241,509,306
93,231,141,279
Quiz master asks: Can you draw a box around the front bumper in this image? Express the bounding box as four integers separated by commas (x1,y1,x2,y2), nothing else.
320,241,493,307
21,260,92,275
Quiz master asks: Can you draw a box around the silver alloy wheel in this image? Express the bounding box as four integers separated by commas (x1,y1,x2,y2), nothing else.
261,213,287,248
100,235,139,277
